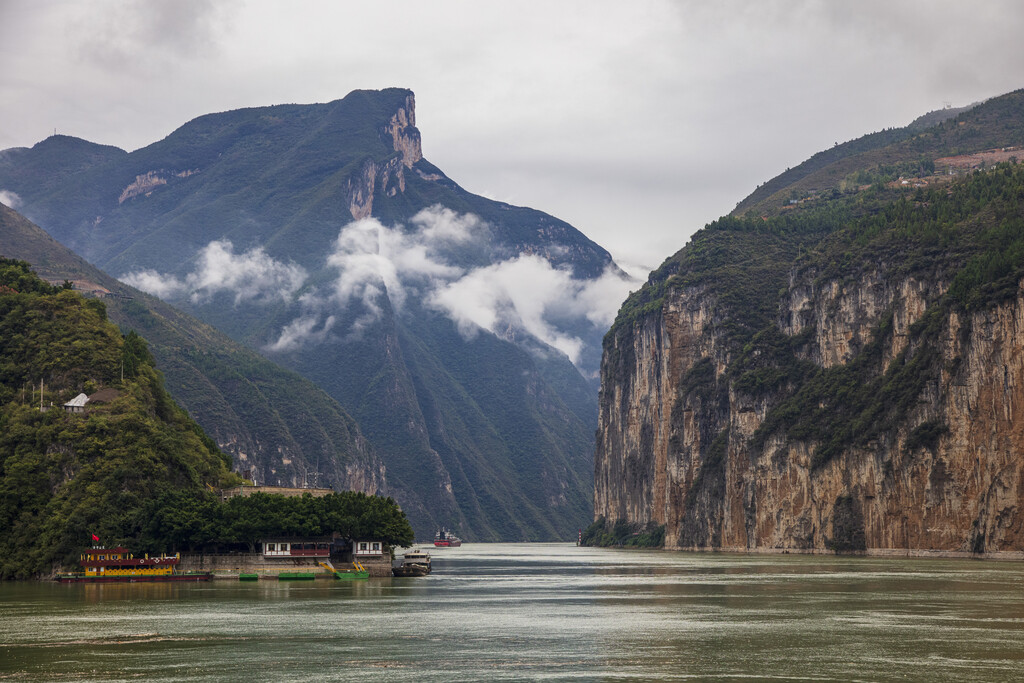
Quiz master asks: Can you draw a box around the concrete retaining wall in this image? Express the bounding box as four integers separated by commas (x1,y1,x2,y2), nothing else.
178,552,394,578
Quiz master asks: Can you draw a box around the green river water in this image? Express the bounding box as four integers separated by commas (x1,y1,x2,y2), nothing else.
2,543,1023,681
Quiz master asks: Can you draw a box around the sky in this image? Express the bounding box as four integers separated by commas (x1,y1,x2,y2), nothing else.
2,0,1023,274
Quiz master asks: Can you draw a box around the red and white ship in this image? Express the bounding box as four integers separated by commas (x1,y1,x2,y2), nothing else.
433,528,462,547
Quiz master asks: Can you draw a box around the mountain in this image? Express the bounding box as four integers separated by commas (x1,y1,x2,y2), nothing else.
733,91,1023,217
0,202,385,495
0,257,240,578
595,88,1024,553
0,88,630,540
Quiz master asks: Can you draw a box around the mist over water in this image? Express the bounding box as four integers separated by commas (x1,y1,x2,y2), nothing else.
3,544,1024,681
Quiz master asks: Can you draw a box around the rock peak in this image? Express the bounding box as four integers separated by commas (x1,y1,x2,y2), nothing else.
385,91,422,167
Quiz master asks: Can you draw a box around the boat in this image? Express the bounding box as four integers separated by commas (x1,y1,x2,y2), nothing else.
56,547,212,583
392,549,431,577
433,528,462,547
318,560,369,580
333,568,370,580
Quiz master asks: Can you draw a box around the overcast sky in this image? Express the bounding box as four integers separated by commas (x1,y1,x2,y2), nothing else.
2,0,1023,273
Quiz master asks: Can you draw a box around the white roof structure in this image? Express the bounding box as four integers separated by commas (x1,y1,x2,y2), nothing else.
64,393,89,408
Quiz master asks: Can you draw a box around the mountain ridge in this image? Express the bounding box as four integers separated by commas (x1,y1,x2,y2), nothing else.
0,88,627,540
732,90,1024,217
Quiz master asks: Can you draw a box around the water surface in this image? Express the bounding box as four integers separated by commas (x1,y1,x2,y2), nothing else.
2,544,1023,681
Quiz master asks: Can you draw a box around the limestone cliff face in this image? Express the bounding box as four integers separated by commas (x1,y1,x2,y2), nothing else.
383,92,422,168
781,269,939,368
596,268,1024,553
346,93,422,219
217,431,385,496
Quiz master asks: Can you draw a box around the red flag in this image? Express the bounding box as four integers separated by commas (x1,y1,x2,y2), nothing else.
91,534,99,541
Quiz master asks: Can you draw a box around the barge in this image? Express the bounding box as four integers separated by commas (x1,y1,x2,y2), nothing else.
392,549,431,577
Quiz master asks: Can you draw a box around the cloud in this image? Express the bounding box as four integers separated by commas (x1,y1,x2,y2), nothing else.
267,205,631,362
121,239,306,305
68,0,236,73
263,205,641,365
265,206,483,350
410,204,486,243
262,207,637,366
5,0,1024,271
324,215,466,314
119,269,187,299
264,312,336,353
428,255,636,365
118,204,637,369
186,240,306,304
0,190,22,209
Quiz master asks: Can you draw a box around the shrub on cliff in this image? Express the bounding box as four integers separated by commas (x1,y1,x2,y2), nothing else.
581,517,665,548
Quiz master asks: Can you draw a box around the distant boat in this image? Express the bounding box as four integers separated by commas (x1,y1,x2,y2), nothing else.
56,547,211,583
433,528,462,547
392,549,431,577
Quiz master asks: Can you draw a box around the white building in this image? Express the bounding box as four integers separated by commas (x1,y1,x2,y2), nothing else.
353,540,384,557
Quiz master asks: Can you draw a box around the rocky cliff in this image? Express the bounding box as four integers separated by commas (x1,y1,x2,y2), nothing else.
597,164,1024,554
346,92,421,218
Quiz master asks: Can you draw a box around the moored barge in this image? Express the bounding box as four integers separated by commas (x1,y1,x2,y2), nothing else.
56,547,212,583
392,549,431,577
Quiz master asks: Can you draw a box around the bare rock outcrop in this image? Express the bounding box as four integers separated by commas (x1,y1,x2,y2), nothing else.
596,265,1024,554
344,93,422,219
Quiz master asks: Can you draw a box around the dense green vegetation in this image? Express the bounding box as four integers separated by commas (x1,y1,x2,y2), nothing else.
580,517,665,548
138,490,413,553
0,202,383,521
610,201,855,341
308,297,594,541
0,258,231,577
600,90,1024,546
0,260,411,578
735,123,932,214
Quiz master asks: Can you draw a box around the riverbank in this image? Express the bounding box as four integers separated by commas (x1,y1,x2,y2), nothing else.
669,546,1024,561
175,552,393,578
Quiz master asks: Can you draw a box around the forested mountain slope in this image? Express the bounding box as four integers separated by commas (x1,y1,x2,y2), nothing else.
0,203,385,496
0,258,240,577
733,90,1022,217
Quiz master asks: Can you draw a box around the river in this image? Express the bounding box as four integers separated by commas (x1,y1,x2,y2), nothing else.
2,543,1023,681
